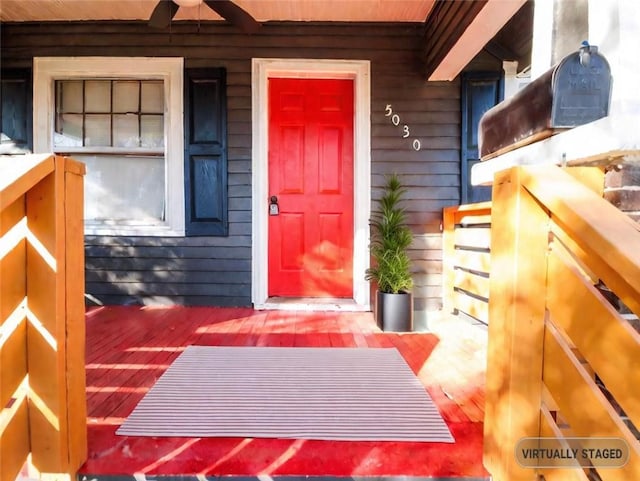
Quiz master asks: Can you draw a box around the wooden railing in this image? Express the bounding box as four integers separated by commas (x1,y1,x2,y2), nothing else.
442,201,492,324
0,154,87,481
484,164,640,481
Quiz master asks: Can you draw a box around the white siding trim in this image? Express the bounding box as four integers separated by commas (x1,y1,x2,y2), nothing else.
251,58,371,310
33,57,185,236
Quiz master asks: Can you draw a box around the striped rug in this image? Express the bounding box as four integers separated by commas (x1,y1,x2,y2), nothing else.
116,346,454,442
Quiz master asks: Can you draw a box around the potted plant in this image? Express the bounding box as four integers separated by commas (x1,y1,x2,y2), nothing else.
365,173,414,331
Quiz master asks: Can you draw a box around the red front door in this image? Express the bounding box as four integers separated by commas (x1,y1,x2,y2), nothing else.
268,78,354,297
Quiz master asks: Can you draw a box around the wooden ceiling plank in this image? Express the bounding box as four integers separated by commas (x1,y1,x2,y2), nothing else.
484,40,519,62
0,0,437,23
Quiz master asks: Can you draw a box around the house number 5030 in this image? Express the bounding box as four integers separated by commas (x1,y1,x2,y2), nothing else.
385,104,421,151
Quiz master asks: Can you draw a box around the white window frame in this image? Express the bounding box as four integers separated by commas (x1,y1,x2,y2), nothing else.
33,57,185,236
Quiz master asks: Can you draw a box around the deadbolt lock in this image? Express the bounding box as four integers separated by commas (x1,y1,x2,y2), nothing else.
269,195,279,215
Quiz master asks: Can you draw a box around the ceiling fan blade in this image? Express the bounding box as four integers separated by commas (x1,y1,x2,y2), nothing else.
149,0,180,29
204,0,261,34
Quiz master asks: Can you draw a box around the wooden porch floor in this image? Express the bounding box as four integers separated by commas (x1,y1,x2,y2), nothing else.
79,306,488,479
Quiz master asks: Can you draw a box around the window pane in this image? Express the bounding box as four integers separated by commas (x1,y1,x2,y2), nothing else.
81,154,165,222
85,80,111,113
141,81,164,113
113,81,139,113
54,113,83,147
140,115,164,148
58,80,83,112
85,114,111,146
113,114,140,148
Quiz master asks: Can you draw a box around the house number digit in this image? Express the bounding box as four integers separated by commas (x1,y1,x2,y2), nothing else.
384,103,421,151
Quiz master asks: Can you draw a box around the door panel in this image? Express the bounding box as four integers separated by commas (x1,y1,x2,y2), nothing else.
268,78,354,297
461,72,503,204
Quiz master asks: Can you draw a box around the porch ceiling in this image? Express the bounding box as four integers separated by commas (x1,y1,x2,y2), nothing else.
0,0,437,23
0,0,530,81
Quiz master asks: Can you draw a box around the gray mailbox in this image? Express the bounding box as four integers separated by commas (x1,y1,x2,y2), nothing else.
479,43,612,159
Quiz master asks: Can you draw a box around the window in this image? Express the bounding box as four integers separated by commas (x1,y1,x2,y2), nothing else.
34,57,185,236
55,79,165,225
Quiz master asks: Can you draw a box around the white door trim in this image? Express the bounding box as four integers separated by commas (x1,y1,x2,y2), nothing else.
251,58,371,310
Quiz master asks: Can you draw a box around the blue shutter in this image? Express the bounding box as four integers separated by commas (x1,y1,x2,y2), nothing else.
184,68,228,236
1,69,32,154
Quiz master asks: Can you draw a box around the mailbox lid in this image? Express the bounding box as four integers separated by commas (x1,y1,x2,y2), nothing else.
551,46,612,127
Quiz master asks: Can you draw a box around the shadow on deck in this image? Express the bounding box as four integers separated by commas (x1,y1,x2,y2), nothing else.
77,306,488,480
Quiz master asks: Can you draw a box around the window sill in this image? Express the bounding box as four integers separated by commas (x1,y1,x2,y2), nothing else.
84,224,185,237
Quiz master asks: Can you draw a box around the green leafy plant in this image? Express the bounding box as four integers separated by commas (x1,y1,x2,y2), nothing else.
365,174,414,294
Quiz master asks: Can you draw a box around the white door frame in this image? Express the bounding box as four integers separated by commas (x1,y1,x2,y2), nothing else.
251,58,371,310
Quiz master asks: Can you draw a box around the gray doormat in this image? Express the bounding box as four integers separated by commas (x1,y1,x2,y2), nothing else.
117,346,454,442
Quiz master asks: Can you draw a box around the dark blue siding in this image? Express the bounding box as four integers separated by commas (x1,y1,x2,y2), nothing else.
0,22,475,311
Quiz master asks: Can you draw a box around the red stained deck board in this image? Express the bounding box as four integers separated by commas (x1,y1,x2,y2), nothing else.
328,330,352,347
80,306,488,478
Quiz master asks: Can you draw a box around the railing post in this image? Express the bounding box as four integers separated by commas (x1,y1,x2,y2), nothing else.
25,161,65,475
442,206,457,314
23,155,86,480
483,166,548,480
61,156,88,475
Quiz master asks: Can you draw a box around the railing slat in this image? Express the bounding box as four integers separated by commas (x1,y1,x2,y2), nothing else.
452,289,488,322
453,269,490,299
448,200,492,216
0,312,27,416
458,214,491,225
543,321,640,481
522,165,640,312
453,227,491,250
547,244,640,427
551,217,640,316
0,196,27,323
0,154,55,211
451,249,491,273
1,196,27,412
538,406,591,481
0,394,30,481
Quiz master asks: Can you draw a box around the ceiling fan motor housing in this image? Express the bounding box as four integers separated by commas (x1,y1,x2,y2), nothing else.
174,0,203,7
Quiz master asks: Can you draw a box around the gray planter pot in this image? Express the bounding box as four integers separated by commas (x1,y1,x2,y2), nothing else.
376,291,413,332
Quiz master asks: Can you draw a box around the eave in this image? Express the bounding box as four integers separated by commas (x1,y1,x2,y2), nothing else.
424,0,528,81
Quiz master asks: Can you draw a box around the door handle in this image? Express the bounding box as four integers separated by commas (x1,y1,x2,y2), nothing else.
269,195,279,215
